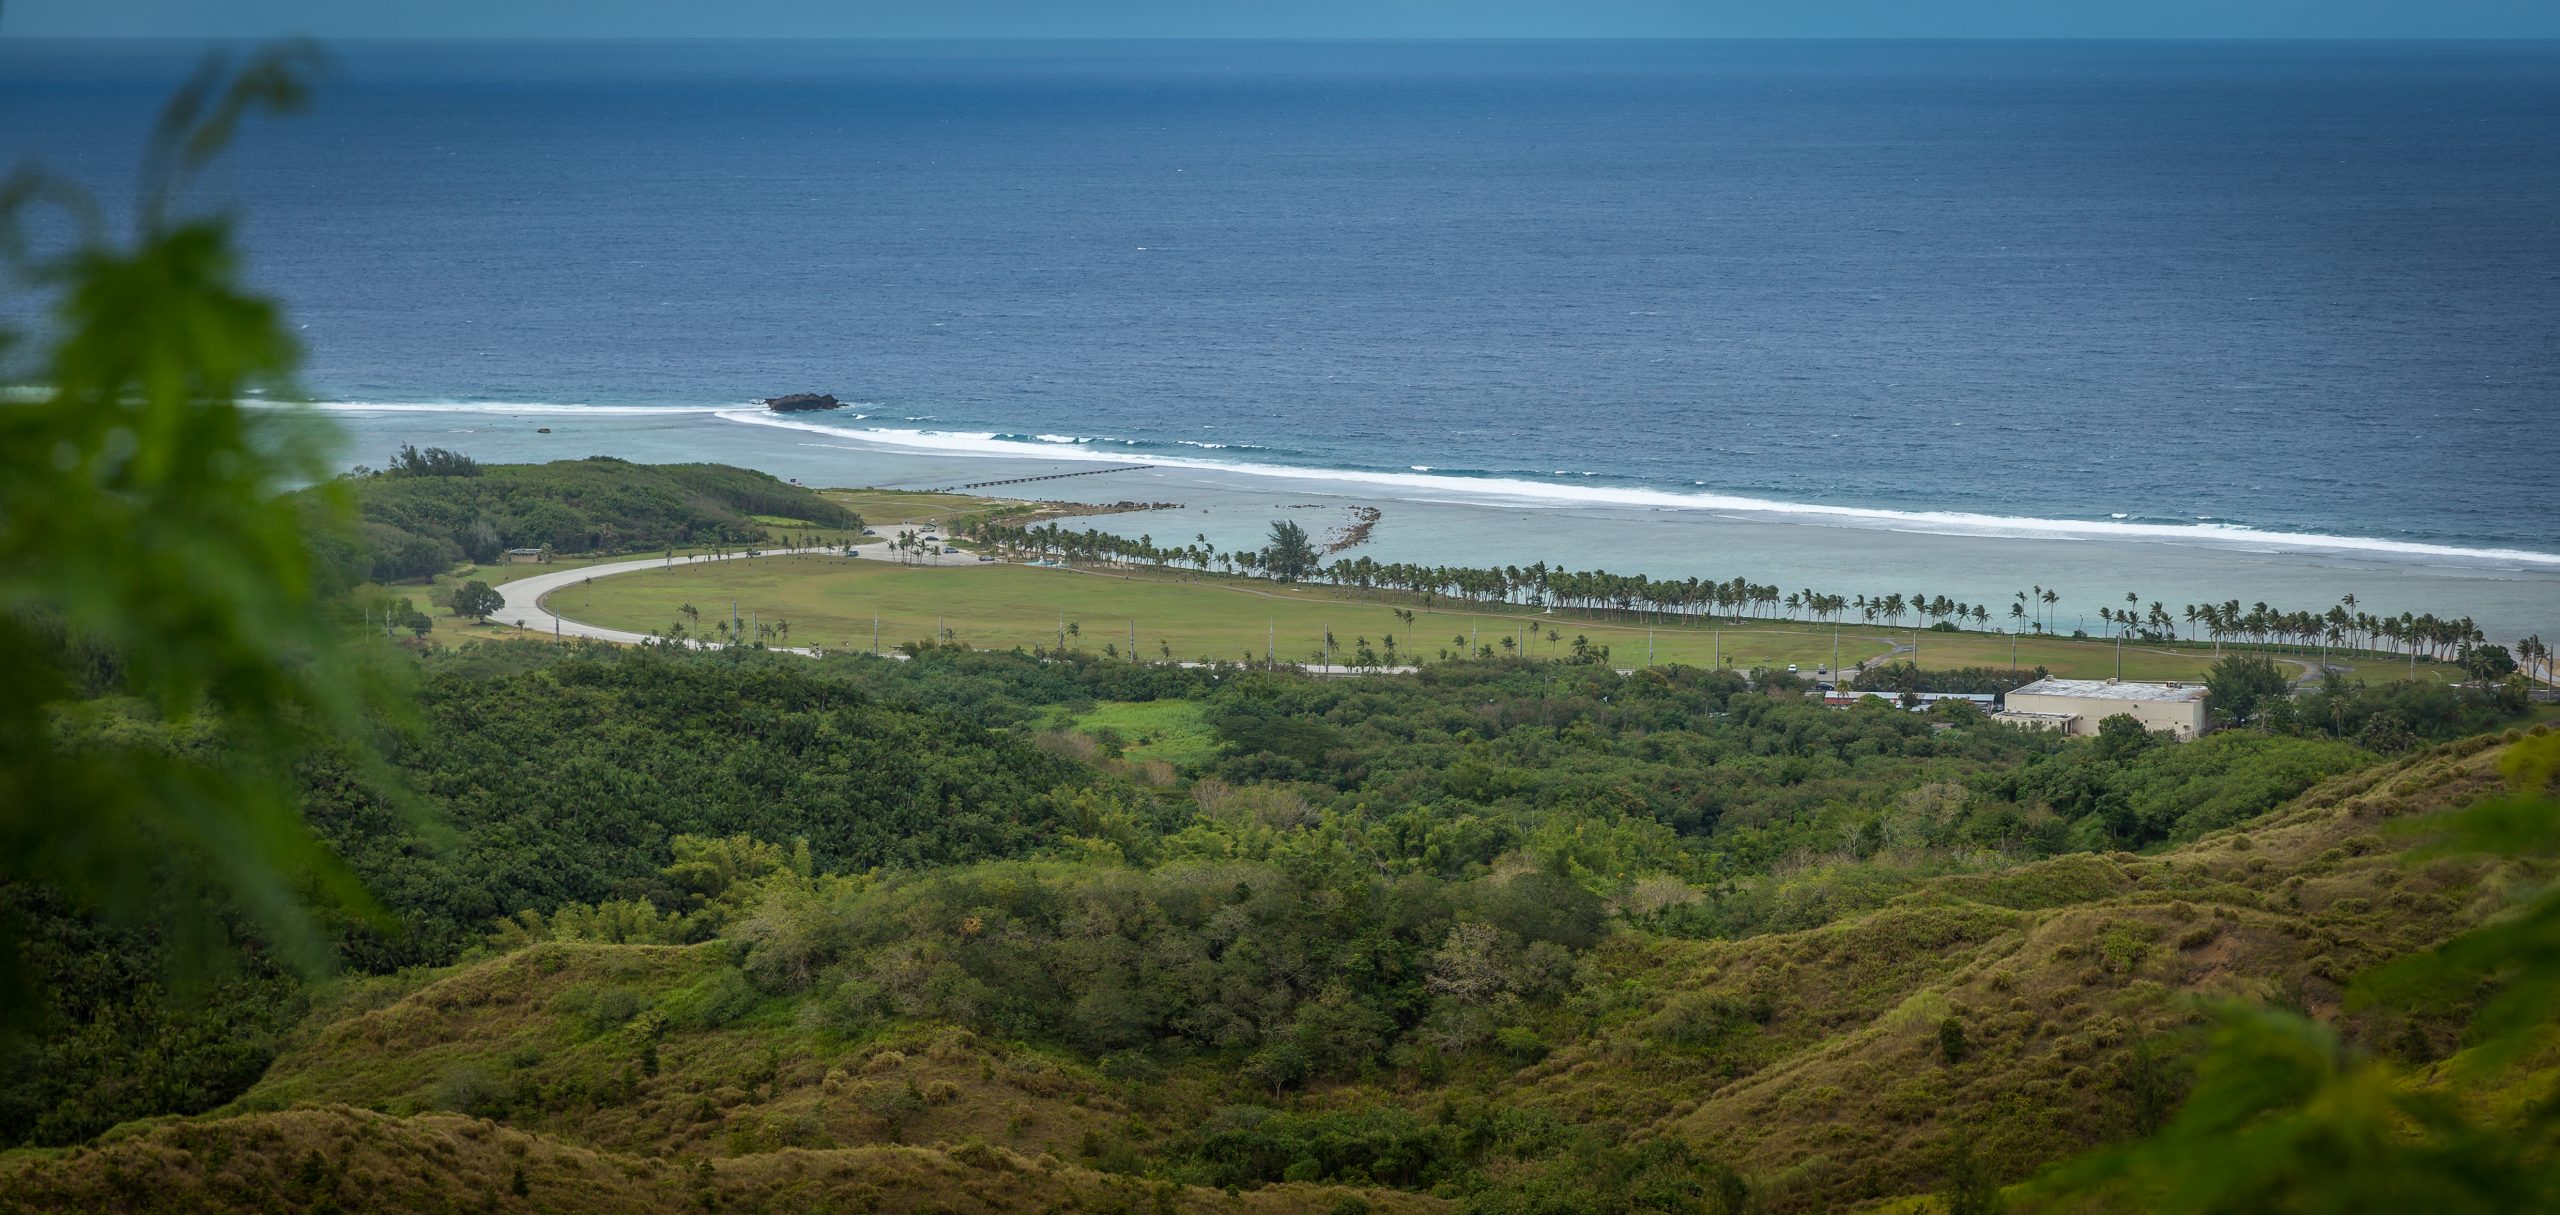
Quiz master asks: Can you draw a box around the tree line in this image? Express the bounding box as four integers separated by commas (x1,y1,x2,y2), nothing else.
313,455,861,583
951,519,2526,669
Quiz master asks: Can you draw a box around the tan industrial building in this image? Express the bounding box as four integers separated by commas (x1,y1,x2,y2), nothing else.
1995,677,2211,739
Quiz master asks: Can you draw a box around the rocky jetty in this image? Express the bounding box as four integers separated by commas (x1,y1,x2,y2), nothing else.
762,393,842,413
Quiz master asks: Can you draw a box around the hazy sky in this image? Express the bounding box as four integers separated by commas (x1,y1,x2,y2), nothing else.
12,0,2560,40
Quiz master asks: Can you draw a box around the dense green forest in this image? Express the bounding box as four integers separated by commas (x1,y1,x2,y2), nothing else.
8,637,2550,1212
319,452,861,582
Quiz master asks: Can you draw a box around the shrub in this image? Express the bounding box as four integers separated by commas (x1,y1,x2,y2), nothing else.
1494,1025,1550,1064
1938,1017,1968,1065
579,988,643,1037
856,1081,928,1140
431,1066,513,1120
1245,1042,1312,1095
1660,993,1751,1052
660,967,762,1031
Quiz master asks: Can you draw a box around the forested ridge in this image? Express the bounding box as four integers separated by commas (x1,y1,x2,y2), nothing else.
317,454,860,583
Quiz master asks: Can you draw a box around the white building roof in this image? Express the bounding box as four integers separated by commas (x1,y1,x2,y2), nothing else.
2007,678,2207,704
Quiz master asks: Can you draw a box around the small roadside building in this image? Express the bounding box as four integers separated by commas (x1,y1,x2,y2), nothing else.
1995,677,2210,740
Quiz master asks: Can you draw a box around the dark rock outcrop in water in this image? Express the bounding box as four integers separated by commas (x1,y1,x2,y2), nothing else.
762,393,842,413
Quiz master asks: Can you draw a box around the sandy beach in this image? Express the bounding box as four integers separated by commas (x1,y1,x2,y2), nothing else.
320,405,2560,642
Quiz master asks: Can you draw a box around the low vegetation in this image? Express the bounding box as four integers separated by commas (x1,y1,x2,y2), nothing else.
9,629,2552,1210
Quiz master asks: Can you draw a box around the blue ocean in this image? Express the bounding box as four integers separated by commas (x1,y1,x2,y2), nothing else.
7,39,2558,556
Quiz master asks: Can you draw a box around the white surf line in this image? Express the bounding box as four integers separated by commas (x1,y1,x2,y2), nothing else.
711,410,2560,569
306,402,731,416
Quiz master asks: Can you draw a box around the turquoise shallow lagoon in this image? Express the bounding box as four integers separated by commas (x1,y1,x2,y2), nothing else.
321,406,2560,642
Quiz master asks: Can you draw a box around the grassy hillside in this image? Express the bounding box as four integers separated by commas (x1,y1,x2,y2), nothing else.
1505,735,2523,1209
0,1104,1440,1215
9,730,2535,1213
229,945,1147,1164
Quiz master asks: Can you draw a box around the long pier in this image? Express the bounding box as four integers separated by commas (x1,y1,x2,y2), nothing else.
933,465,1151,493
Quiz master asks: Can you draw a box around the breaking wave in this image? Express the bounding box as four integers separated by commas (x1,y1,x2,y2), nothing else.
708,408,2560,568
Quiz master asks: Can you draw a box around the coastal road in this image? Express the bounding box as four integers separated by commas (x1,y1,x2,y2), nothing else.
496,546,1423,674
491,542,979,651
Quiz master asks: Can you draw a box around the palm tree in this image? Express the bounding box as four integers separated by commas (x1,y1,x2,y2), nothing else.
1262,519,1317,582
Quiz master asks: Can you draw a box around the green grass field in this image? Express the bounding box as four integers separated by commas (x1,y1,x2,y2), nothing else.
1849,627,2463,684
816,488,1020,529
573,555,1885,670
564,554,2475,685
1057,700,1221,768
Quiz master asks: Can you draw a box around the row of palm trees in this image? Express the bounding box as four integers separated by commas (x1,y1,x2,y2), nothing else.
2172,596,2483,662
952,519,2532,670
2046,589,2502,668
656,602,795,648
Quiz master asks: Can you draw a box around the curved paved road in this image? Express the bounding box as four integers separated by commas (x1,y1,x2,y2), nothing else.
492,542,977,652
496,546,1421,674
